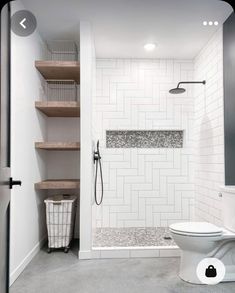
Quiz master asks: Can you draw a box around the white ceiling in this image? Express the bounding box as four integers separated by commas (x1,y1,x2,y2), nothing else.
21,0,233,59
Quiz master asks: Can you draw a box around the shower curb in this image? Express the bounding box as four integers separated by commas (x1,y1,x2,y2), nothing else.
79,246,180,259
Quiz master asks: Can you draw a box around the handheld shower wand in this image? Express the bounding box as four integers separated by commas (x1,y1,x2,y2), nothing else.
94,140,104,205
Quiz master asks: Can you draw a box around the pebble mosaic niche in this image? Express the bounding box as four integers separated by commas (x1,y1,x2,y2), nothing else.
106,130,184,148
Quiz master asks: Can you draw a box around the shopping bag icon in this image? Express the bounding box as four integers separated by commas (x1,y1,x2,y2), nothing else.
205,265,217,278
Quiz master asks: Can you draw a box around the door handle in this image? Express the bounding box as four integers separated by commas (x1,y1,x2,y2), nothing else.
9,177,22,189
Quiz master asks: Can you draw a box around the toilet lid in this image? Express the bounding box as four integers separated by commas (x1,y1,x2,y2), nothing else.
169,222,223,235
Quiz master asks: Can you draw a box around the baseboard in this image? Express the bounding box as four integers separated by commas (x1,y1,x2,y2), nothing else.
10,236,47,286
79,250,92,259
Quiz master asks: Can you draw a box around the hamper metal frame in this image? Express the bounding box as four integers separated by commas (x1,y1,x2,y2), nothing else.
45,195,77,253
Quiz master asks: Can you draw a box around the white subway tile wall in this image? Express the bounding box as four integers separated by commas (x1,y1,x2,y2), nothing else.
93,59,195,228
194,28,224,226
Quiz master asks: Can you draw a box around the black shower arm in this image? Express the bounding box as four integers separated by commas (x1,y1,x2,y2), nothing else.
177,80,206,88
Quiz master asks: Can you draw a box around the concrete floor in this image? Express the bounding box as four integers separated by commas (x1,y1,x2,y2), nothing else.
10,247,235,293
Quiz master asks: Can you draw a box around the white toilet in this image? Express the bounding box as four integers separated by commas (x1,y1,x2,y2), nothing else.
169,186,235,284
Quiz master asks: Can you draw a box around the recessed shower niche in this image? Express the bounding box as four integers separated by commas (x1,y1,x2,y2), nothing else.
106,130,184,148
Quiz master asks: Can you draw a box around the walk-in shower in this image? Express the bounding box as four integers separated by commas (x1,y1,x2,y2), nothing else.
91,58,209,258
169,80,206,94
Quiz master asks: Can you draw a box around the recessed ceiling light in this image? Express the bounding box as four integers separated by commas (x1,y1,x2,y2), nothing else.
214,21,219,26
203,21,208,26
144,43,156,51
209,21,213,26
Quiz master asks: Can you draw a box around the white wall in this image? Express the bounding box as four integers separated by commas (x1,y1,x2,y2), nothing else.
93,59,195,228
79,21,96,259
47,118,80,180
194,28,224,226
10,1,47,285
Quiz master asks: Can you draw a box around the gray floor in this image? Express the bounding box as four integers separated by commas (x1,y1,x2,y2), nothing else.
11,247,235,293
93,227,175,247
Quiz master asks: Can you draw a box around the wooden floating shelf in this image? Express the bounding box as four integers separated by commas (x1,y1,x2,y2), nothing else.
35,60,80,83
35,179,80,190
35,142,80,151
35,101,80,117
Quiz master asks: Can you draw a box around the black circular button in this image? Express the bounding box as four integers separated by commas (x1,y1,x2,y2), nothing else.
11,10,37,37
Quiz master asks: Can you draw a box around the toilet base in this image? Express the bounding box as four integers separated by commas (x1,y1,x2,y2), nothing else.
179,247,235,284
179,250,203,284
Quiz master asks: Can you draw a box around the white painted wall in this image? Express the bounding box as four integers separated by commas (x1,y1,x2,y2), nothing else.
47,118,80,180
79,21,96,259
194,28,224,226
10,1,48,285
93,59,195,228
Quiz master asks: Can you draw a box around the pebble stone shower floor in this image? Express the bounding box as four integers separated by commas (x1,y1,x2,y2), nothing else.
93,227,176,247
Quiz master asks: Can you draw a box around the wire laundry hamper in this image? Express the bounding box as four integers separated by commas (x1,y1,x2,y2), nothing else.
44,195,77,253
44,40,78,61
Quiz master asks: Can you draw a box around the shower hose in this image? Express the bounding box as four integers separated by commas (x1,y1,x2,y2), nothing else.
94,140,104,205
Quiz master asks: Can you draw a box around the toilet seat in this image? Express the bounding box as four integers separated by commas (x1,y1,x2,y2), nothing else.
169,222,223,237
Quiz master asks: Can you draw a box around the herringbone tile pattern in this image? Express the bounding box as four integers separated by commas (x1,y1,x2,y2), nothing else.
93,59,195,227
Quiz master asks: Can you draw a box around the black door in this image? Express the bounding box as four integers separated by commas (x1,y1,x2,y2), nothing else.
0,3,11,293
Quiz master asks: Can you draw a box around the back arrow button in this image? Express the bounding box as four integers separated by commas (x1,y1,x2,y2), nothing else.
20,18,26,29
11,10,37,37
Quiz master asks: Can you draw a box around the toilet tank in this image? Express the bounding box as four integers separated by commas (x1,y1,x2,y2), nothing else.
221,186,235,232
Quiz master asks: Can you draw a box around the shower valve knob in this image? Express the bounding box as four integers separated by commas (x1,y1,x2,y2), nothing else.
94,152,101,162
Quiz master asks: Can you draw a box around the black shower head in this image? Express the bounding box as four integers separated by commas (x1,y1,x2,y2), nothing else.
169,80,206,94
169,87,186,94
